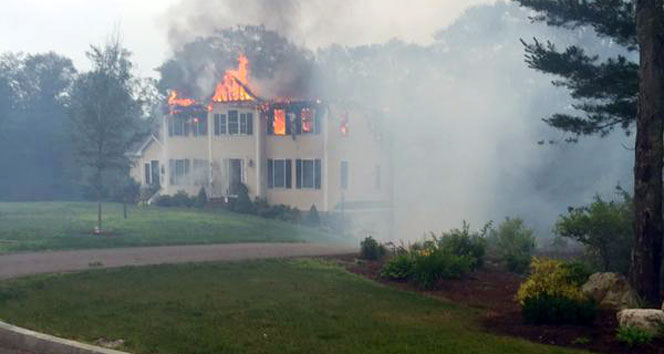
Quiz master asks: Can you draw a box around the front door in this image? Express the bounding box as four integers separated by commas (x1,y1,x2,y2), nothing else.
228,159,243,195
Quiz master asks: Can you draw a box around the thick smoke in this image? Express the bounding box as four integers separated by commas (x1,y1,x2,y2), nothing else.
162,0,633,241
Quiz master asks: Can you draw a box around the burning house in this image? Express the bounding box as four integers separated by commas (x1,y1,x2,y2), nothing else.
130,55,393,238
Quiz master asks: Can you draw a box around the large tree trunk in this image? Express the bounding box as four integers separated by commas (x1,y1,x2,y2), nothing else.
631,0,664,306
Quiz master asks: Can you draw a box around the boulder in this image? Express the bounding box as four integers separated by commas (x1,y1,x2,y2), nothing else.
581,272,640,310
617,309,664,335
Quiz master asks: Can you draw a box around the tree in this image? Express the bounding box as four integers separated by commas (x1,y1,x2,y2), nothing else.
68,38,143,233
514,0,664,305
632,0,664,306
554,191,633,273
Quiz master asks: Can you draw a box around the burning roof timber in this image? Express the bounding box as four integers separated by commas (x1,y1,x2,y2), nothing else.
167,54,324,119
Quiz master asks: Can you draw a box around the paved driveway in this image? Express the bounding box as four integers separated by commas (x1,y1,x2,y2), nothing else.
0,243,356,280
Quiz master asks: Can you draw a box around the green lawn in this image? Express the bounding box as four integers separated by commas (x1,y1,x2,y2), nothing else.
0,259,586,354
0,202,344,253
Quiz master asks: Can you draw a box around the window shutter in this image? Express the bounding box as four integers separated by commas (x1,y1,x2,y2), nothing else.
247,113,253,135
296,159,302,189
267,112,274,135
285,112,292,135
315,159,322,189
169,159,175,185
168,118,174,136
144,163,151,184
314,110,321,135
185,159,191,178
267,159,273,189
213,115,219,135
295,110,302,135
286,159,292,189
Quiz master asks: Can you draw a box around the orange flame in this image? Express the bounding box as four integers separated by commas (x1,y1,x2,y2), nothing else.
212,55,255,102
168,90,196,107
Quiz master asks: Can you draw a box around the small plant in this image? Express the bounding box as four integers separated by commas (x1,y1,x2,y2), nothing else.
571,337,590,345
359,236,386,260
304,205,321,226
195,187,208,208
437,221,488,270
517,258,597,325
489,217,536,274
411,248,472,290
380,253,414,281
617,326,655,347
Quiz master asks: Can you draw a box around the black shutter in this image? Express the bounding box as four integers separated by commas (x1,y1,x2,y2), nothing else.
168,118,174,136
314,109,321,135
185,159,191,177
296,159,302,189
286,159,292,189
213,115,219,135
247,113,253,135
184,119,190,136
315,159,322,189
295,109,302,135
285,112,292,135
267,112,274,135
267,159,273,189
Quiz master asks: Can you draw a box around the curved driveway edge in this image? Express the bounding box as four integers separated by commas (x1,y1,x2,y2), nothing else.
0,243,356,280
0,320,128,354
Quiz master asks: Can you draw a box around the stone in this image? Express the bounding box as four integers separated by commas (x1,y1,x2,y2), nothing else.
617,309,664,335
94,338,125,349
581,272,640,310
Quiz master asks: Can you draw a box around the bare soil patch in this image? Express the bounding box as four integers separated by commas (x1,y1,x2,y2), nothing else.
335,255,664,354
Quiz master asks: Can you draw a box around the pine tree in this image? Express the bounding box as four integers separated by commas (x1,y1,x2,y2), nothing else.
514,0,664,305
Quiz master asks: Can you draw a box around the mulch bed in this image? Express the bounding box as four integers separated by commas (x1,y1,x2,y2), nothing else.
332,255,664,354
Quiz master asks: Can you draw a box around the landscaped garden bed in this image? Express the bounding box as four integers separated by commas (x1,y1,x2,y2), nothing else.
340,254,664,354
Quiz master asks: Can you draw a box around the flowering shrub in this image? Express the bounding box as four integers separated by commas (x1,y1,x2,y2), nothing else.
517,257,596,325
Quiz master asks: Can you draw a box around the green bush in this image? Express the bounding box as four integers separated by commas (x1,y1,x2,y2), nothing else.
561,261,592,286
154,191,194,207
490,218,536,274
304,205,321,226
380,254,414,281
517,258,597,325
522,294,597,325
437,221,487,270
411,248,472,290
230,183,254,214
195,187,208,208
360,236,386,260
554,189,633,274
616,326,655,347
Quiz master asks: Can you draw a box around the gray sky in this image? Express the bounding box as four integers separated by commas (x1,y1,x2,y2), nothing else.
0,0,496,77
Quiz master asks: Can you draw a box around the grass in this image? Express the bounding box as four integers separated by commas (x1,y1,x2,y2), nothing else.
0,259,586,354
0,202,344,253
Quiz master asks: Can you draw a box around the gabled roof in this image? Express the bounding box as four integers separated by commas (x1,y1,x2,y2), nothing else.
129,134,162,157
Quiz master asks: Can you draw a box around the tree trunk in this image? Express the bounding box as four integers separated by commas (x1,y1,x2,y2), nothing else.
631,0,664,306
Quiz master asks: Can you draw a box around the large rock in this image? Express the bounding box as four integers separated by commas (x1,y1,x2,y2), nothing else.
581,272,640,310
617,309,664,335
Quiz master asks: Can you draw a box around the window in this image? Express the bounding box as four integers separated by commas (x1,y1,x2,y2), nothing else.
273,109,286,136
296,159,322,189
301,108,316,134
240,113,253,135
228,110,239,135
192,117,207,137
145,161,160,185
169,117,188,137
375,165,381,190
214,114,227,135
267,159,292,189
340,161,349,190
169,159,190,185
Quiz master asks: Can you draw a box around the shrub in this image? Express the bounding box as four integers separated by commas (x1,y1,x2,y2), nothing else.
617,326,655,347
411,248,472,290
154,190,194,207
195,187,208,208
490,218,536,274
230,183,254,214
517,258,597,325
437,221,488,270
554,189,633,274
360,236,386,260
304,205,321,226
380,253,414,281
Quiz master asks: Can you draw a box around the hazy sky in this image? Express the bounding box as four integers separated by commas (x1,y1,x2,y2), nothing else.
0,0,496,77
